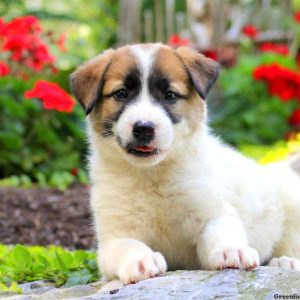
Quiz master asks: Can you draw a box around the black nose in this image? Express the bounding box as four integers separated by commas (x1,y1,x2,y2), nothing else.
132,121,155,143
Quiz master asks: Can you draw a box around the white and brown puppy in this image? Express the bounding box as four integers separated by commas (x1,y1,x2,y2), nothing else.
70,44,300,284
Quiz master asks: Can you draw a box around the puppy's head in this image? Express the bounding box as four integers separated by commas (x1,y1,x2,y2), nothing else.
70,44,219,167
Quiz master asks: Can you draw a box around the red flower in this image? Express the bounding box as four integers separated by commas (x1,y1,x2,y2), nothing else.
0,61,10,76
253,64,300,102
168,34,190,47
259,43,289,56
294,12,300,23
0,18,8,36
289,109,300,126
24,80,75,113
242,25,259,39
202,49,218,61
5,16,41,36
57,33,66,52
2,31,55,71
0,16,55,73
70,168,78,177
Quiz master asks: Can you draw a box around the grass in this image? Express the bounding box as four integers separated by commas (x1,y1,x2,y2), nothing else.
0,244,99,294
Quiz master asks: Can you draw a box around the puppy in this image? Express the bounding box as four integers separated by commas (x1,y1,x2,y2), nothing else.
70,44,300,284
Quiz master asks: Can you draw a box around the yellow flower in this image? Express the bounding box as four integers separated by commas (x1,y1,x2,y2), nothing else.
259,133,300,165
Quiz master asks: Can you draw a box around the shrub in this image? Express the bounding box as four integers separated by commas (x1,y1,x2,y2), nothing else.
209,52,299,145
0,16,87,186
0,76,86,183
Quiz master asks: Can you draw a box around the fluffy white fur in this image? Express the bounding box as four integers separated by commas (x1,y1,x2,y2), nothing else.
83,45,300,285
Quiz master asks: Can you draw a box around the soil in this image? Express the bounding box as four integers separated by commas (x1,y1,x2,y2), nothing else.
0,184,96,249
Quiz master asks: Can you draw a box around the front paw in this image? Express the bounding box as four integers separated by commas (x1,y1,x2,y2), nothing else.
269,256,300,271
117,252,167,284
209,246,259,270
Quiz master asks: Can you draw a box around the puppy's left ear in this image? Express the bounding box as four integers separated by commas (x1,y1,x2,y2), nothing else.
175,47,219,100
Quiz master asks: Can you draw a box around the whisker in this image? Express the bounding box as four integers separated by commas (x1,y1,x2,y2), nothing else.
98,129,115,138
93,120,115,125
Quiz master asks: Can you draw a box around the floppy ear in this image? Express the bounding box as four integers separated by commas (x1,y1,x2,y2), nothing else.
70,49,115,115
175,47,219,100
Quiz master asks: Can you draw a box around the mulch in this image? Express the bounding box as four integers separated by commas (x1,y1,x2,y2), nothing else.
0,184,97,249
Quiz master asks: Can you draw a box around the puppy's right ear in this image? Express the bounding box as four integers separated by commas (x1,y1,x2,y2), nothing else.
70,49,115,115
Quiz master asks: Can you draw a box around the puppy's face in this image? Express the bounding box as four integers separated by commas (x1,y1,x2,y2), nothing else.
71,44,219,167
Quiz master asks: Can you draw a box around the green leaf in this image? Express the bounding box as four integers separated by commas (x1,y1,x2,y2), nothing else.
12,245,33,268
0,281,22,294
0,244,100,288
64,270,92,287
37,255,50,268
55,252,68,272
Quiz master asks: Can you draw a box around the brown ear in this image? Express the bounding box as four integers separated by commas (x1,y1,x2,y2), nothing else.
70,49,115,115
175,47,219,100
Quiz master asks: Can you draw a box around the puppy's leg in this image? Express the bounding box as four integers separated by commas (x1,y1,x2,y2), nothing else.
268,230,300,271
268,180,300,271
197,212,259,270
269,256,300,270
99,238,167,284
268,205,300,271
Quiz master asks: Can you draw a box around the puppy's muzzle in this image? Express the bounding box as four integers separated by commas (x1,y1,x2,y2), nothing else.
133,121,155,144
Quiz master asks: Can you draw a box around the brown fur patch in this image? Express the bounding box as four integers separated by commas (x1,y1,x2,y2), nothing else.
90,98,122,135
102,46,138,95
175,47,219,99
154,47,205,131
173,95,204,132
70,49,115,113
154,47,190,95
90,46,139,134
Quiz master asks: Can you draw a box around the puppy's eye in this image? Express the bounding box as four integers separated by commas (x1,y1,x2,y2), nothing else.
165,91,177,102
115,89,128,99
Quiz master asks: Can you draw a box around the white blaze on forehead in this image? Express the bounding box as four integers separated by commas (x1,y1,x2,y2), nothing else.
130,44,161,100
126,44,163,125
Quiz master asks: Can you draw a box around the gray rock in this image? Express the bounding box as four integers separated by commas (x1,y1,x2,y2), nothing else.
20,280,55,295
2,267,300,300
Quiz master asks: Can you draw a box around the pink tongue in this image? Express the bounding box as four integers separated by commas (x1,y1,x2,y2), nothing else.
134,146,155,152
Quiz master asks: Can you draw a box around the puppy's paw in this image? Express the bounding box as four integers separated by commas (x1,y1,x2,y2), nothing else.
118,252,167,284
269,256,300,271
209,246,259,270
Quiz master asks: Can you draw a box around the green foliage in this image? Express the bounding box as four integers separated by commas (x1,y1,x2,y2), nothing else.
0,244,99,294
0,76,87,186
209,53,298,145
0,169,89,191
2,0,118,65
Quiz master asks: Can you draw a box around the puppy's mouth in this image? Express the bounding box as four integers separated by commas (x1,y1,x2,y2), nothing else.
127,145,159,157
116,136,160,158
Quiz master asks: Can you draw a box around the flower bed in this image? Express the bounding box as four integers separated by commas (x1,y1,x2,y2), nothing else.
0,16,87,189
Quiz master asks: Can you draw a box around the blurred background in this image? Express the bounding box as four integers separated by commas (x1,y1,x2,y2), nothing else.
1,0,300,249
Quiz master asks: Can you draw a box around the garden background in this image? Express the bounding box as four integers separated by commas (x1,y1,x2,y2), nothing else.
1,0,300,294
